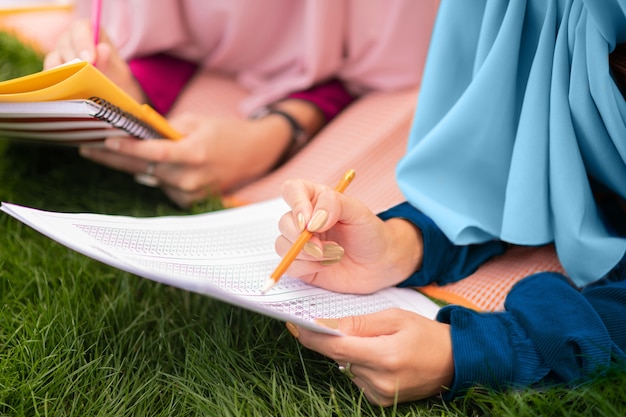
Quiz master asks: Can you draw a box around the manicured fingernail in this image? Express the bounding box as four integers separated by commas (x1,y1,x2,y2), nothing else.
320,257,342,266
315,318,339,330
303,242,323,259
307,210,328,232
322,243,344,259
286,322,299,338
297,212,306,232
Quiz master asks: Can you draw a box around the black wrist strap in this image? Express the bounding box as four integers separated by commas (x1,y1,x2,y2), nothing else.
265,108,309,150
252,107,310,166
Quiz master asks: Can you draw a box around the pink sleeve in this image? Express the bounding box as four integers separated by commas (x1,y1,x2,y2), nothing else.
286,79,356,123
128,54,198,115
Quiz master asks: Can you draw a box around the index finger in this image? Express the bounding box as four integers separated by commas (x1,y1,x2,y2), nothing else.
102,135,191,164
58,19,97,64
295,312,402,366
281,178,330,232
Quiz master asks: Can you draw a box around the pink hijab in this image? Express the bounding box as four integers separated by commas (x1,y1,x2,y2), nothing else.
74,0,439,114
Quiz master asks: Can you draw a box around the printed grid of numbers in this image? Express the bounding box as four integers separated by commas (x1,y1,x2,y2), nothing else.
74,222,400,319
74,222,276,258
263,293,397,321
130,256,276,294
129,257,398,320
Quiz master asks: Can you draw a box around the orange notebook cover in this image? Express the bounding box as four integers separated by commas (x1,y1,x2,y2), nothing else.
0,61,181,143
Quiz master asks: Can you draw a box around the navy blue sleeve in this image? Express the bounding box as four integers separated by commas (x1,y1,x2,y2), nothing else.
437,264,626,398
378,202,506,287
379,202,626,397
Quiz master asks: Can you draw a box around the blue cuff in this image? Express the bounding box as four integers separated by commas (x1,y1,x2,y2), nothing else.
378,202,506,287
437,305,549,399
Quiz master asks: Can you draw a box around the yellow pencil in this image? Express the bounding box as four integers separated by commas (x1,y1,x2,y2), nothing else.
261,169,356,294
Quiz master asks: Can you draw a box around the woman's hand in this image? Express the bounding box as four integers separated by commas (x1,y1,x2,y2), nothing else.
43,19,146,104
286,308,454,405
276,178,424,294
45,21,328,208
80,112,294,207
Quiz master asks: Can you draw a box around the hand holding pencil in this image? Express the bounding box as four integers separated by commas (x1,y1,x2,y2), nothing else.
269,169,419,295
262,169,356,293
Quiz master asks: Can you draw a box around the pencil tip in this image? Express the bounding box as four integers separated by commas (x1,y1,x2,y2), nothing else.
260,278,276,294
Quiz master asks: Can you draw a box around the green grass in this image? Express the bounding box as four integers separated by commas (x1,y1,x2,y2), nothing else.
1,31,626,417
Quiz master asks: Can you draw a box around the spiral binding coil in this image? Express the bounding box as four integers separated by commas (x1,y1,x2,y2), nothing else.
89,97,160,139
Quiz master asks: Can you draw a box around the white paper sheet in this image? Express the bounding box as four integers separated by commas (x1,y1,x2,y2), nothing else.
1,198,440,334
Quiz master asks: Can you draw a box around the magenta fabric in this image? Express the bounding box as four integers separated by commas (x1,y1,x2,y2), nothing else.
130,52,356,120
128,54,197,115
287,79,356,122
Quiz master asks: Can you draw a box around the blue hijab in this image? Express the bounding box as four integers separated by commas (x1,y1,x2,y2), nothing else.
397,0,626,286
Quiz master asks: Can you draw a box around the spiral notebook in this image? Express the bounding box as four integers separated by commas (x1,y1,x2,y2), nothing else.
0,97,167,144
0,60,181,144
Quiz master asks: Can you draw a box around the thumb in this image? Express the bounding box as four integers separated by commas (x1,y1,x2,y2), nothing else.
316,309,404,337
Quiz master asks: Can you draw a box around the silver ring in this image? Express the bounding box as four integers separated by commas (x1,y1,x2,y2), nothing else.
338,362,355,379
134,162,160,187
